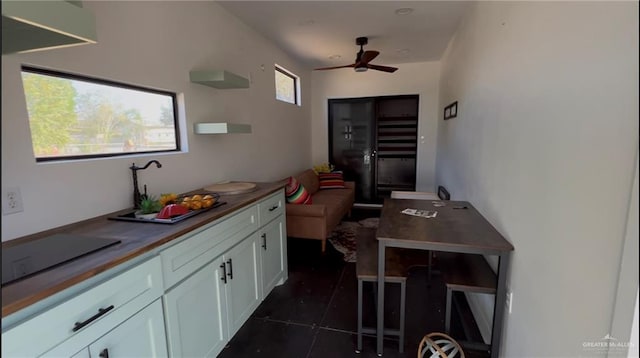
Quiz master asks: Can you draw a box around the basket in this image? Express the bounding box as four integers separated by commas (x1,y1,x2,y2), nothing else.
417,332,465,358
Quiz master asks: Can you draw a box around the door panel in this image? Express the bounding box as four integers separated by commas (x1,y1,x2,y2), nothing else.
260,217,285,297
225,233,261,337
329,98,376,202
328,96,418,204
163,260,228,358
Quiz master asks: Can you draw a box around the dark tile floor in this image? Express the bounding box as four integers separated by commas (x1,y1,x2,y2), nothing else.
219,209,489,358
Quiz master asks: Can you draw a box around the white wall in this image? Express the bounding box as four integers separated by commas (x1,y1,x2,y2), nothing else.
1,1,311,241
310,62,440,192
437,2,638,357
609,150,639,356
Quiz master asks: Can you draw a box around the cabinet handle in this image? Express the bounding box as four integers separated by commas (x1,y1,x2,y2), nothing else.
99,348,109,358
268,205,279,212
220,262,227,284
261,233,267,250
226,259,233,280
72,305,115,332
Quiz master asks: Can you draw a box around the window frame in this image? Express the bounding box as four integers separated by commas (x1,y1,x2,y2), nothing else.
274,65,300,106
21,65,181,162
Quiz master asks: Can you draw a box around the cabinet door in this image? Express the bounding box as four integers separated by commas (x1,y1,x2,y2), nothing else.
260,216,286,297
224,233,261,336
88,299,167,358
70,348,90,358
163,259,228,358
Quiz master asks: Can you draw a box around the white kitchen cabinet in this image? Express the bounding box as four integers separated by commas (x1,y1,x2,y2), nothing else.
163,258,228,358
161,190,287,357
88,299,167,358
160,205,258,290
70,348,90,358
2,257,163,358
257,191,284,227
224,232,261,337
163,233,260,357
259,215,287,297
256,190,288,298
43,299,167,358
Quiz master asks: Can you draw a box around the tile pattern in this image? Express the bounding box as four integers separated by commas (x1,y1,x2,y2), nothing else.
219,209,490,358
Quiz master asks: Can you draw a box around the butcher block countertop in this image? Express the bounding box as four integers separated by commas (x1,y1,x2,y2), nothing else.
1,182,284,318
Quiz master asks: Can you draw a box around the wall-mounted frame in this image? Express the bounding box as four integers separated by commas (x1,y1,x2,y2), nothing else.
444,101,458,120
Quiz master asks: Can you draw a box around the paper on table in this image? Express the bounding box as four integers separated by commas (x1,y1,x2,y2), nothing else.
401,208,438,218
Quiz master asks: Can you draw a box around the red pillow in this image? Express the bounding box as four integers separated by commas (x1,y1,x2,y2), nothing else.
285,176,312,204
318,171,345,189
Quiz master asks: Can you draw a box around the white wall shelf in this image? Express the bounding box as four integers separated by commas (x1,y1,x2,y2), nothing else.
189,70,250,89
194,123,252,134
2,1,97,55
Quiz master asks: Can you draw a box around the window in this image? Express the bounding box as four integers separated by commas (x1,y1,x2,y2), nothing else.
274,65,300,105
20,66,180,162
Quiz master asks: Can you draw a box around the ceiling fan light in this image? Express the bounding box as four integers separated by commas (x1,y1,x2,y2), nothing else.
354,66,368,73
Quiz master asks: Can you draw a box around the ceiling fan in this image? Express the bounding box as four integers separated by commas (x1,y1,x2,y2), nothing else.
314,37,398,73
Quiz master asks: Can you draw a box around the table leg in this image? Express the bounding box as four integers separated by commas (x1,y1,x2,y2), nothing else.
376,241,386,356
490,253,511,358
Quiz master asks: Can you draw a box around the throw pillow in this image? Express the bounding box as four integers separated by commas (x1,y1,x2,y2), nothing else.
285,176,312,204
318,171,346,189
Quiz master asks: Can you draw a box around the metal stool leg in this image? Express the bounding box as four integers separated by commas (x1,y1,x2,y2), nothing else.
445,287,452,334
357,278,363,353
399,280,406,353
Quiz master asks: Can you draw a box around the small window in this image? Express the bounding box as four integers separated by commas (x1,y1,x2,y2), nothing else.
274,65,300,105
20,66,180,162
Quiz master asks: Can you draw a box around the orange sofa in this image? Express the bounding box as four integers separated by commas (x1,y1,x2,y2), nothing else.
285,169,355,252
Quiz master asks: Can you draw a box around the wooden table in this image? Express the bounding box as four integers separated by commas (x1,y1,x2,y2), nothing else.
375,199,514,357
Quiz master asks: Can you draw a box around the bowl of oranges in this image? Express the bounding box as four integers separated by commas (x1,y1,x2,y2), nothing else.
175,193,219,211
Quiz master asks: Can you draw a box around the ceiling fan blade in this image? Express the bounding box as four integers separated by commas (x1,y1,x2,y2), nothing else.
360,50,379,64
314,64,356,71
367,64,398,73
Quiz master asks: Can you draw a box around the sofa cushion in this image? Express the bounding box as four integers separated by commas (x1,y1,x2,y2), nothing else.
296,169,320,195
318,171,346,189
285,176,312,204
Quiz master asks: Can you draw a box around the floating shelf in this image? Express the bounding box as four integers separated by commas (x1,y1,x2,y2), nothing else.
2,1,97,55
189,70,250,89
194,123,252,134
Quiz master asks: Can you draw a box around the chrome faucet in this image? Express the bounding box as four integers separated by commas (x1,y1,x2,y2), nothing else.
130,160,162,209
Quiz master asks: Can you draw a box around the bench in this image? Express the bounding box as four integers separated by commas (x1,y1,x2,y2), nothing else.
437,253,497,336
356,227,429,354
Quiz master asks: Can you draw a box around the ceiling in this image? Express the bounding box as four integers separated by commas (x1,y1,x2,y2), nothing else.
217,1,471,70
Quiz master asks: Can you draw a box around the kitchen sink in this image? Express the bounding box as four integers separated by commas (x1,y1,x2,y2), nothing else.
108,201,226,224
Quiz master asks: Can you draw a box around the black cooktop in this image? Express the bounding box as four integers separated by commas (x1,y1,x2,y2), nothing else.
1,234,121,286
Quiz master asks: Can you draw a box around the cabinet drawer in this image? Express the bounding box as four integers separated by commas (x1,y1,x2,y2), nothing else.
2,257,163,358
257,191,284,226
161,205,258,289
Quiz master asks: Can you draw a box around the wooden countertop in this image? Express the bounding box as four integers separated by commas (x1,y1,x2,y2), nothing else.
1,182,284,318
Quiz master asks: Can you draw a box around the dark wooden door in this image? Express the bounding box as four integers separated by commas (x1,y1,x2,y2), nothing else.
329,95,418,204
328,98,376,202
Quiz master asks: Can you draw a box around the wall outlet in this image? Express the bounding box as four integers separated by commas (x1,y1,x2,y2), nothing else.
3,187,24,215
506,291,513,314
